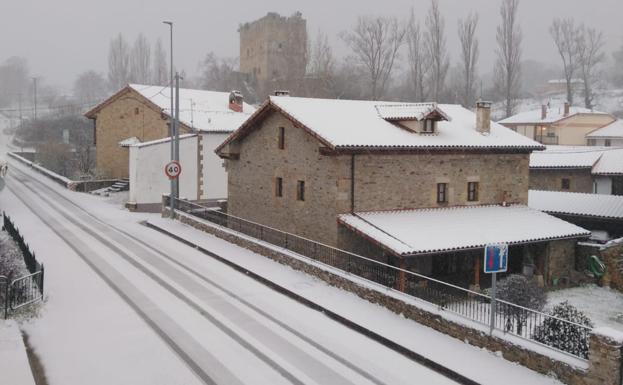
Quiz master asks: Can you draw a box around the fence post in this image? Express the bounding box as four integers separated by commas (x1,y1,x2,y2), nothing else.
40,265,45,295
4,280,9,320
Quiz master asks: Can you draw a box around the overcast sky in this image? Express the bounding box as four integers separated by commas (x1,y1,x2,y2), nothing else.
1,0,622,92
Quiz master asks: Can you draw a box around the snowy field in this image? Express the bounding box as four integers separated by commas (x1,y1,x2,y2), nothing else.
548,285,623,331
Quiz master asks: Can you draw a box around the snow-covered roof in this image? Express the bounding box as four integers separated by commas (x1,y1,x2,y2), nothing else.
529,146,623,174
587,120,623,138
130,133,197,148
129,84,255,133
374,103,451,121
338,205,589,256
530,146,604,169
119,137,141,147
498,105,609,125
529,190,623,220
591,148,623,175
229,96,542,151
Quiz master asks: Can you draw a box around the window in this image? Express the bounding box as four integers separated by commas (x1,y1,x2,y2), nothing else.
275,177,283,197
467,182,479,202
587,139,596,146
297,180,305,201
437,183,448,203
278,127,285,149
561,178,570,190
605,139,611,147
423,119,436,133
134,107,140,115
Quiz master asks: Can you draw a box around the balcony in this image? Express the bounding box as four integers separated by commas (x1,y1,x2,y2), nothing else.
535,135,559,145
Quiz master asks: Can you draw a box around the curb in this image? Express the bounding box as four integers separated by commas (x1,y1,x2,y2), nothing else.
145,220,480,385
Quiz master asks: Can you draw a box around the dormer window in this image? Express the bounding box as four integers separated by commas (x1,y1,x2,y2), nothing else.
423,119,436,133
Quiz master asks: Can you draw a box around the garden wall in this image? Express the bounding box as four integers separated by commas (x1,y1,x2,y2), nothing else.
164,205,623,385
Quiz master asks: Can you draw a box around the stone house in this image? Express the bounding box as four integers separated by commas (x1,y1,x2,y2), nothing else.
498,103,615,146
530,146,623,195
216,97,589,288
85,84,254,179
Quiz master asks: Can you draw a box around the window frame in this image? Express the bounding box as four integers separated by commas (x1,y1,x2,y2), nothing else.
275,177,283,197
278,127,285,150
297,180,305,201
467,181,479,202
561,178,571,190
437,183,448,204
605,139,611,147
423,119,436,133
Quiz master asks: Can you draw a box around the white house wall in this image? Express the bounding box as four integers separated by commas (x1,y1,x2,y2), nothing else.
129,136,199,206
201,132,229,200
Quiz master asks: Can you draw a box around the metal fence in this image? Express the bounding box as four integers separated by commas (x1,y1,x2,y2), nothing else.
2,212,45,317
169,197,592,359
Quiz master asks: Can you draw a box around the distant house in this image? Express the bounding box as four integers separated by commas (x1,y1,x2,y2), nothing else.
85,84,255,211
216,97,589,289
498,102,615,146
529,190,623,240
587,120,623,147
529,146,623,195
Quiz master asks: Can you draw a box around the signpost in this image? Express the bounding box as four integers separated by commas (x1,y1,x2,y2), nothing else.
165,160,182,180
484,243,508,334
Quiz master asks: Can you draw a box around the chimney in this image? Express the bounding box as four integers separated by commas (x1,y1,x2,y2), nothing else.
541,104,547,120
228,90,243,112
476,101,492,134
273,90,290,97
564,101,570,117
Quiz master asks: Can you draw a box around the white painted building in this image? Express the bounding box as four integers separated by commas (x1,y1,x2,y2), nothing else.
587,120,623,147
124,85,255,211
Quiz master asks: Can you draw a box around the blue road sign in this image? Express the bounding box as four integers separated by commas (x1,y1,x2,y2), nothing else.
484,243,508,273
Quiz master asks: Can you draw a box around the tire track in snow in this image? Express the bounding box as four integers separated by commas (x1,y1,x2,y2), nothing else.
10,165,387,385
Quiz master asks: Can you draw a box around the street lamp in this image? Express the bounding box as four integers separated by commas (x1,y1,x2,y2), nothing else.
163,20,176,217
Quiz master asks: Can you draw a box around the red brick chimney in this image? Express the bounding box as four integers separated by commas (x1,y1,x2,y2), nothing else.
564,101,570,117
229,90,243,112
541,105,547,120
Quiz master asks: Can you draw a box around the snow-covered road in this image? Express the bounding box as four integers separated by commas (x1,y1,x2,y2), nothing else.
2,160,460,384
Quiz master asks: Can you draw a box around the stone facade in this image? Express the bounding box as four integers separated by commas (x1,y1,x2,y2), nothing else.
165,208,622,385
530,168,594,193
89,88,190,178
226,109,531,247
545,239,578,285
239,12,307,99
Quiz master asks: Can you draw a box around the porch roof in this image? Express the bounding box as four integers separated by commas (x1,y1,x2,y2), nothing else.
338,205,589,256
529,190,623,220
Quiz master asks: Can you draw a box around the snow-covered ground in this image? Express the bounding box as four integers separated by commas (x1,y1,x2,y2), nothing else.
0,320,36,385
547,285,623,331
0,157,572,384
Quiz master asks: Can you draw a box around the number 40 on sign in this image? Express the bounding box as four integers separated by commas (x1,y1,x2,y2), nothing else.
165,161,182,180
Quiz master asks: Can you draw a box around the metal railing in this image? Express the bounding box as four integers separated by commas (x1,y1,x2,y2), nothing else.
2,212,45,317
169,197,592,359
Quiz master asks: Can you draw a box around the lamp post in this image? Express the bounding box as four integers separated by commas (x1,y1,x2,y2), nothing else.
163,21,175,218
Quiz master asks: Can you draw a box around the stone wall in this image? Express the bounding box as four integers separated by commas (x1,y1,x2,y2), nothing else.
530,169,594,193
165,206,622,385
92,88,190,179
546,239,578,285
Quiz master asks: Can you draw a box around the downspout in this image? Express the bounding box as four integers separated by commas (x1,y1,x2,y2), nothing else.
350,154,355,213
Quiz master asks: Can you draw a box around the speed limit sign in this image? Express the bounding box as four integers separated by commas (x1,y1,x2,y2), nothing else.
165,161,182,179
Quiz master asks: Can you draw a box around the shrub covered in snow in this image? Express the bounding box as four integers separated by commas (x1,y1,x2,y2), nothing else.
494,274,547,334
533,301,594,359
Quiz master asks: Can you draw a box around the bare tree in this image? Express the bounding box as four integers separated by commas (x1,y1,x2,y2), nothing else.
613,41,623,87
424,0,450,102
130,33,151,84
307,31,335,97
494,0,523,118
458,12,479,108
73,70,108,105
199,52,239,92
107,34,130,90
341,16,406,100
577,26,605,109
550,18,581,105
406,10,428,102
152,38,168,86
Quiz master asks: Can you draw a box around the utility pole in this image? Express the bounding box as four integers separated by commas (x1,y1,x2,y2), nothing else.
163,20,175,217
174,72,181,198
32,77,38,121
